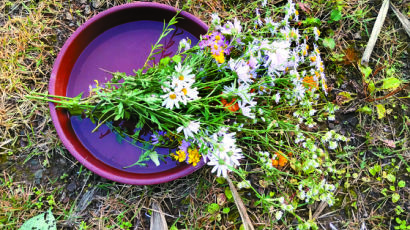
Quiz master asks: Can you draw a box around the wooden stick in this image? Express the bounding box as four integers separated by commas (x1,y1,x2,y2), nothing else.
390,3,410,38
150,200,168,230
227,176,255,230
361,0,390,65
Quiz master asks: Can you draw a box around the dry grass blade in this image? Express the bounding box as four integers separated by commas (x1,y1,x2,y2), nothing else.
361,0,390,65
150,200,168,230
390,3,410,38
227,176,254,230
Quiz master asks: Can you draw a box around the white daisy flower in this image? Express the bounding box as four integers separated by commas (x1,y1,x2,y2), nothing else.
206,130,243,178
211,13,221,26
179,85,199,102
229,59,253,85
313,27,321,41
177,121,200,139
218,18,242,35
161,89,183,110
172,64,195,88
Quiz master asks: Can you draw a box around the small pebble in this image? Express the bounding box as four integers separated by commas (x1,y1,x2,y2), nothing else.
34,169,43,184
67,182,76,192
84,5,91,15
65,12,73,21
92,0,102,8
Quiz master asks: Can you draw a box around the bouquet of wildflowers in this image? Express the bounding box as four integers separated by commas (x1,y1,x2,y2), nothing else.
34,0,348,228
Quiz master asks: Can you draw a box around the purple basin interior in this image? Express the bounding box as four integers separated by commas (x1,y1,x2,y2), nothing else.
49,2,208,185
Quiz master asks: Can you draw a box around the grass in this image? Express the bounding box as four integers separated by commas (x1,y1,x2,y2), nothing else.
1,0,409,229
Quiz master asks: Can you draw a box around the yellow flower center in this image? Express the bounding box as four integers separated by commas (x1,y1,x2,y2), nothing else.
310,56,316,62
295,10,299,15
179,75,184,81
214,44,219,50
182,88,187,95
170,93,177,99
215,35,221,41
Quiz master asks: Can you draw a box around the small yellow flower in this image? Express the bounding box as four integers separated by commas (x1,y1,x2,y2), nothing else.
187,148,201,166
172,150,186,162
212,52,225,64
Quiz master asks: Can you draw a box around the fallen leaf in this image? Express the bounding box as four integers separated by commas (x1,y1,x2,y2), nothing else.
381,139,396,148
297,2,311,13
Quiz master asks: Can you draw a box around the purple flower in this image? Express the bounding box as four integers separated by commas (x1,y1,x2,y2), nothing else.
179,140,191,153
151,130,166,145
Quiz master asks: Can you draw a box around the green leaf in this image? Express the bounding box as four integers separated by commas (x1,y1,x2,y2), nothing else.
222,207,230,214
387,174,396,183
207,203,220,214
369,164,381,176
216,177,226,184
392,193,400,203
398,180,406,188
149,151,160,166
376,104,386,119
303,17,321,26
160,56,171,66
381,188,388,196
368,81,375,94
224,187,233,200
323,37,336,49
357,105,372,115
359,65,372,79
338,91,355,104
381,77,402,90
19,210,56,230
330,9,342,22
172,55,182,63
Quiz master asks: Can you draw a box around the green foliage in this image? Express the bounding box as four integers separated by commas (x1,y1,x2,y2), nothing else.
369,164,381,176
395,218,410,230
376,104,386,119
207,203,220,214
323,37,336,49
357,106,372,115
381,77,402,90
329,9,342,22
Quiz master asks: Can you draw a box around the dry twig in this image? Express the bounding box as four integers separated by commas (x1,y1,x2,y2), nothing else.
361,0,390,65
